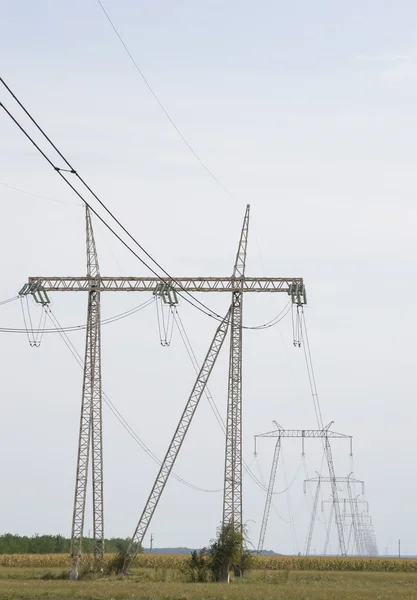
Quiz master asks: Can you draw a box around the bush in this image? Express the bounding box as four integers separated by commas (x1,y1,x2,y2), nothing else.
182,550,210,582
104,551,132,576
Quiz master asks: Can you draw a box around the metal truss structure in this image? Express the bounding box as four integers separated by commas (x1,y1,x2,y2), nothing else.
25,277,303,293
222,205,249,535
305,476,365,491
254,422,352,555
70,207,104,577
322,499,371,556
20,205,306,572
304,475,368,557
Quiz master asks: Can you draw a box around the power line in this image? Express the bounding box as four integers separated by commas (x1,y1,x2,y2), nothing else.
45,306,222,493
95,0,240,205
0,78,226,322
299,308,324,431
172,307,284,494
0,296,19,306
0,182,82,207
0,78,292,331
0,297,155,334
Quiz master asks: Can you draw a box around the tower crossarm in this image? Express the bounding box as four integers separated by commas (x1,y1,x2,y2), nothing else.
323,499,368,508
255,428,351,439
21,276,304,294
254,427,352,457
305,477,364,485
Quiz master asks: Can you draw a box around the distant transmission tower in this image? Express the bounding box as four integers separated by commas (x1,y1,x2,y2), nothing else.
321,498,370,556
254,421,352,555
304,475,365,556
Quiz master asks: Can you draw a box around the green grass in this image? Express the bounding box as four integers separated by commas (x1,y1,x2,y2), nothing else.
0,568,416,599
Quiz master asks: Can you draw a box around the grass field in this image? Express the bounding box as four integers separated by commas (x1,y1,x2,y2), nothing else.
0,555,416,599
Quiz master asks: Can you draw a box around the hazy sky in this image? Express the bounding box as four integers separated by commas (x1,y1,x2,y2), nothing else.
1,0,417,556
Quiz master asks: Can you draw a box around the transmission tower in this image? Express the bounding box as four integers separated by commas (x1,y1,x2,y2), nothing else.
361,517,378,556
341,513,377,556
20,205,306,574
322,498,369,556
254,421,352,554
305,475,364,557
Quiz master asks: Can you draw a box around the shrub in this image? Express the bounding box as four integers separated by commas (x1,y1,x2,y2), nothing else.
182,550,210,582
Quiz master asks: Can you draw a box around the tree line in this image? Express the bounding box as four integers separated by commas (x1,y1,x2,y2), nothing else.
0,534,131,554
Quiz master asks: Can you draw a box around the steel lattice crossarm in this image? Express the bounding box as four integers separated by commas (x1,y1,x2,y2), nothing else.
254,421,353,456
20,276,305,294
255,428,351,439
305,476,364,485
322,498,368,505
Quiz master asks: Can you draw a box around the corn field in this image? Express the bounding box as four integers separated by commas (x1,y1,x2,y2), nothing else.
0,554,416,572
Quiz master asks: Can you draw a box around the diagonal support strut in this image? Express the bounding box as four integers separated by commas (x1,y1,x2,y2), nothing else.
123,306,232,573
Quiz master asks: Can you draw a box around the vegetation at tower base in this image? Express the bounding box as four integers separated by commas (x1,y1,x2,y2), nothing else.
183,523,253,583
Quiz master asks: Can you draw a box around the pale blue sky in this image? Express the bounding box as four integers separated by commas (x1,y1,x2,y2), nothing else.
1,0,417,556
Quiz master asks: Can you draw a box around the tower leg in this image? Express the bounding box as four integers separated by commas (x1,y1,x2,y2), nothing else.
257,436,281,553
305,481,320,555
70,206,104,577
324,502,334,555
70,290,101,575
90,287,104,565
223,289,243,534
324,437,347,555
347,480,361,555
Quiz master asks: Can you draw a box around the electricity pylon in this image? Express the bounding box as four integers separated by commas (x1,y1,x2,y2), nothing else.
340,513,377,556
254,422,352,554
322,498,369,556
304,475,364,557
20,205,306,571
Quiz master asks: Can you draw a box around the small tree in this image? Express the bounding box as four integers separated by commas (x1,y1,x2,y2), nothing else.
208,523,247,582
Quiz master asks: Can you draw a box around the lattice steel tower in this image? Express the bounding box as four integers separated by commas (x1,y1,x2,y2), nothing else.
20,204,306,573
